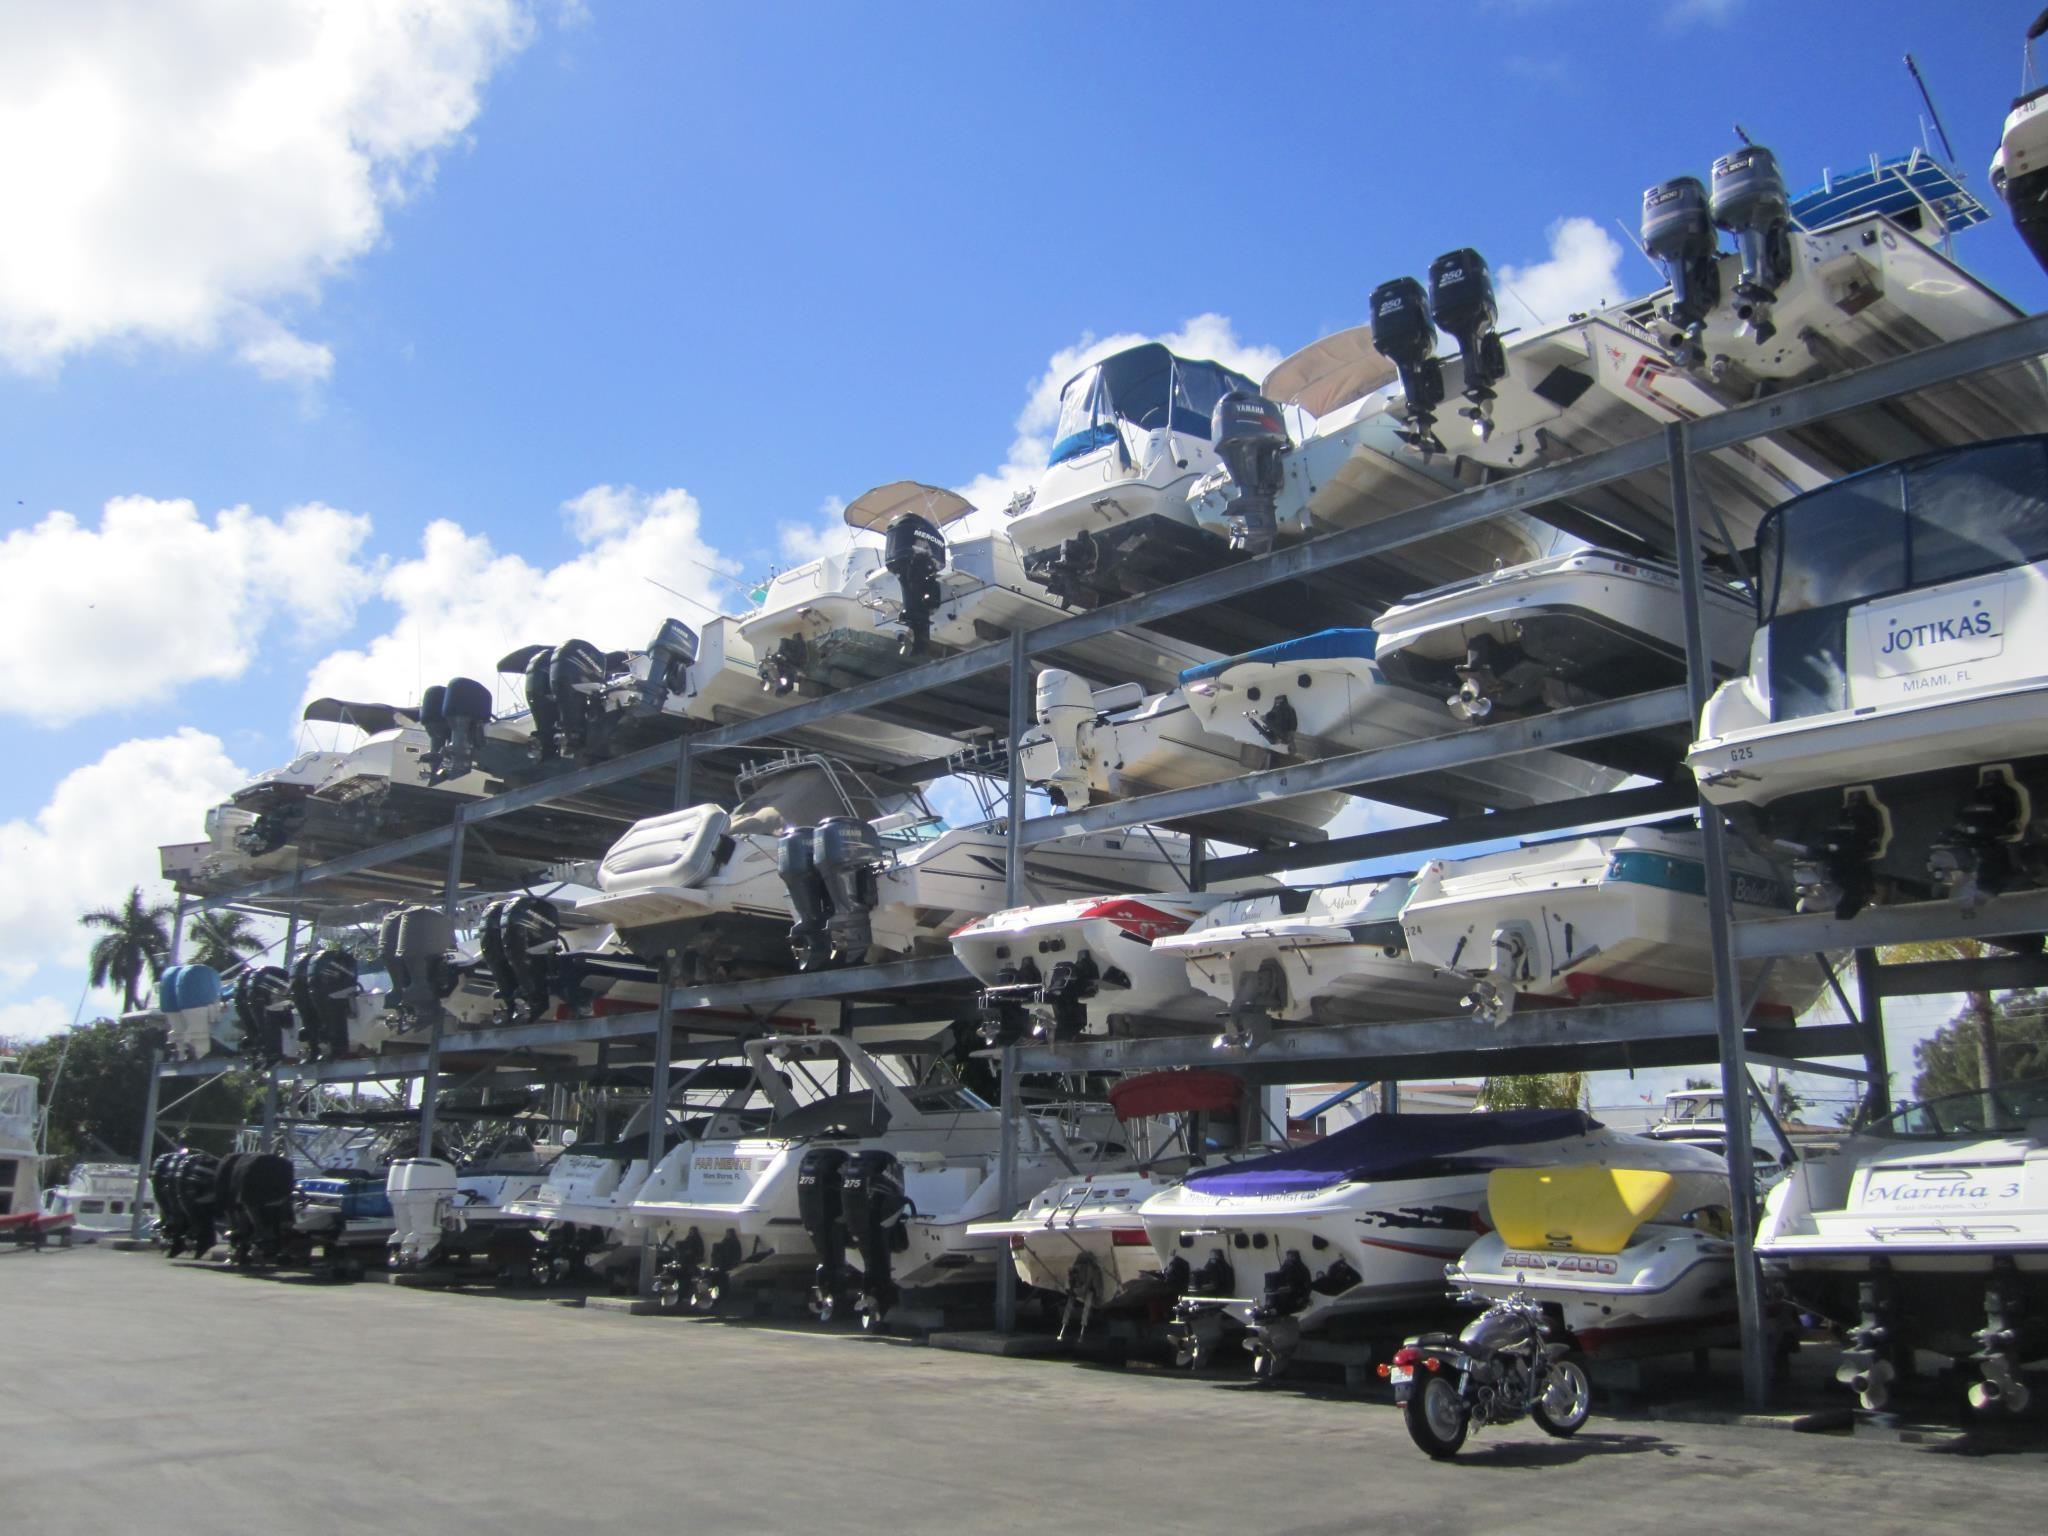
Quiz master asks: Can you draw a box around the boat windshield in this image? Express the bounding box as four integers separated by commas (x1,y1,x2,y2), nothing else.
1663,1093,1723,1124
1865,1076,2048,1138
1048,345,1258,467
1755,436,2048,622
731,761,880,827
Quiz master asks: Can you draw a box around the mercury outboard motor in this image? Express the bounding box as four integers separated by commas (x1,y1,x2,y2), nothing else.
171,1149,223,1256
232,965,296,1064
644,618,699,702
778,824,831,970
1210,390,1290,555
815,817,887,965
1641,174,1723,368
796,1146,853,1320
521,644,562,758
417,683,450,776
482,895,561,1022
1427,249,1507,439
1369,275,1446,452
884,513,948,654
291,947,358,1060
841,1150,909,1328
435,676,493,781
548,639,610,758
1709,144,1793,343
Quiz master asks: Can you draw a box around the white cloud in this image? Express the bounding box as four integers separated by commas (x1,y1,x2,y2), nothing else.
0,730,250,991
775,496,866,568
0,0,536,381
957,313,1286,513
0,495,376,726
1493,217,1626,327
0,995,77,1047
301,484,740,711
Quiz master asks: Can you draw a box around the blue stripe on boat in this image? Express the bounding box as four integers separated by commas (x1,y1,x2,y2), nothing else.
1179,627,1378,687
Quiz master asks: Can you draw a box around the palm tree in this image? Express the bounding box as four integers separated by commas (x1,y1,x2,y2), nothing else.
188,909,264,975
1882,940,1999,1100
79,888,173,1011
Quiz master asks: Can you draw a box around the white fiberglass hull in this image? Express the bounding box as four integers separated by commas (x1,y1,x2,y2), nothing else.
971,1170,1180,1309
1453,1227,1738,1357
1162,915,1466,1025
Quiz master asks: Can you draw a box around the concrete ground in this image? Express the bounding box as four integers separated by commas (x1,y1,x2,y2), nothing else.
6,1245,2042,1536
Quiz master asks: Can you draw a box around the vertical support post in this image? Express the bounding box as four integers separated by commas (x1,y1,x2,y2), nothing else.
130,897,188,1237
639,956,675,1297
994,1041,1021,1333
1380,1080,1401,1114
259,1068,280,1152
1853,948,1891,1120
416,814,466,1160
1004,629,1029,909
1187,835,1206,894
1669,421,1770,1407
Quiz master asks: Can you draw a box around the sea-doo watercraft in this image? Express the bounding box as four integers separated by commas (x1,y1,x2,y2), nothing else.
1175,629,1628,813
631,1034,1116,1326
1758,1076,2048,1413
1155,878,1467,1049
1690,436,2048,916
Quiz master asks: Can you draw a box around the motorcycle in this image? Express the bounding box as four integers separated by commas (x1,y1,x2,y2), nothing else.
1381,1289,1593,1459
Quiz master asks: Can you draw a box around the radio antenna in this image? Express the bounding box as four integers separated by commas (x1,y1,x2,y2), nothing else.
1904,53,1958,165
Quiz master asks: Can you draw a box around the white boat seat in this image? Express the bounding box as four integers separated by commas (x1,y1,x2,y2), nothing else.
598,805,732,894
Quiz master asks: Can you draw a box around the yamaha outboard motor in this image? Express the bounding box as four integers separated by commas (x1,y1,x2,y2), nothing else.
815,817,887,966
796,1146,853,1320
1709,144,1793,343
1641,174,1723,368
291,947,358,1060
1210,390,1290,555
231,965,295,1065
1369,275,1446,452
841,1149,909,1327
417,683,450,777
436,676,493,781
548,639,610,758
777,823,831,970
481,895,561,1023
1427,248,1507,439
644,618,699,702
884,513,948,654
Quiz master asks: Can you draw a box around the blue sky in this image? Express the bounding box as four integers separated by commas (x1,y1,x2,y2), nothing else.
0,0,2032,1090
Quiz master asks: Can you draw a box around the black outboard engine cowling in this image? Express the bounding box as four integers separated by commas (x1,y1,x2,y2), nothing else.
1641,174,1723,367
777,824,831,970
172,1149,222,1256
1210,390,1290,555
1369,276,1446,451
232,965,295,1064
548,640,609,758
436,676,493,781
1427,248,1507,437
290,947,358,1060
841,1150,909,1325
417,684,450,776
884,513,948,655
796,1146,853,1318
391,905,460,1028
814,817,886,965
523,645,561,758
1709,144,1793,342
644,618,699,702
483,895,561,1022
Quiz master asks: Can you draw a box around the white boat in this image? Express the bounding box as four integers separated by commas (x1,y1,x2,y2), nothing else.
967,1070,1271,1337
1689,436,2048,917
385,1134,552,1271
629,1033,1116,1326
1016,670,1351,843
1371,552,1755,723
1757,1076,2048,1413
950,892,1249,1042
38,1161,155,1241
1999,14,2048,275
1156,878,1467,1046
1175,629,1628,812
1398,823,1826,1023
578,753,1199,979
1138,1108,1650,1376
1448,1146,1740,1360
1,1075,70,1246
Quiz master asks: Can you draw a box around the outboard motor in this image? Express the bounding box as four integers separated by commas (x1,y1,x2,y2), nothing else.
759,635,807,696
643,618,699,702
388,905,462,1029
482,895,562,1022
417,683,450,777
1031,668,1098,808
884,513,948,654
548,639,610,758
1709,144,1793,343
1209,390,1290,555
778,824,831,970
1369,275,1446,452
1427,249,1507,439
232,965,296,1064
840,1150,909,1328
149,1152,187,1254
171,1149,223,1256
522,644,561,758
1040,952,1100,1041
796,1146,853,1320
435,676,494,781
1641,174,1723,367
226,1151,298,1265
290,947,359,1060
814,817,887,965
1030,526,1101,610
159,963,228,1058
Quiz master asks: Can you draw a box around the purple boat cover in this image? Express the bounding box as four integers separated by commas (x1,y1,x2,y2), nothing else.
1185,1109,1601,1197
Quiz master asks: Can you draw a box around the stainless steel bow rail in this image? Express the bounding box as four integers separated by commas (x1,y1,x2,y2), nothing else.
134,310,2048,1406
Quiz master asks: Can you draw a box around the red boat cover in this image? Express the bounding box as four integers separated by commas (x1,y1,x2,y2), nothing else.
1107,1069,1244,1121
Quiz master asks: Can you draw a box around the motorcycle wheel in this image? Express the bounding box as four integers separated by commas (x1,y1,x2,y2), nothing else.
1402,1374,1469,1460
1532,1356,1592,1438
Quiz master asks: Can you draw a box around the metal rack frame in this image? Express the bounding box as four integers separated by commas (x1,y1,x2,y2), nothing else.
129,309,2048,1406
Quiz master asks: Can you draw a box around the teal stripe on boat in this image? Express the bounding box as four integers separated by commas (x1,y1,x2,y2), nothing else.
1605,850,1787,910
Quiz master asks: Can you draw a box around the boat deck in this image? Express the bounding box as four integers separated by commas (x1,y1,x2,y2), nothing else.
6,1245,2042,1536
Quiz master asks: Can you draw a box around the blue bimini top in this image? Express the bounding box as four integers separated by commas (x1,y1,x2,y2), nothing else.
1184,1109,1600,1197
1178,628,1379,688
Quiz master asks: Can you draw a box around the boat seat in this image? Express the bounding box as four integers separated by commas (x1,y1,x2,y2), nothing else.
598,805,732,894
1486,1167,1675,1255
